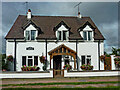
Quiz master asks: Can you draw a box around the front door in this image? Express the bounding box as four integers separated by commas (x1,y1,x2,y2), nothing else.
53,55,62,77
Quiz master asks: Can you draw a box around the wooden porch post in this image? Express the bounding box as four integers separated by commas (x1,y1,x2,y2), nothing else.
73,55,76,70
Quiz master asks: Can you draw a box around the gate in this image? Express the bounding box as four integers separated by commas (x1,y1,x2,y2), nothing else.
53,69,64,78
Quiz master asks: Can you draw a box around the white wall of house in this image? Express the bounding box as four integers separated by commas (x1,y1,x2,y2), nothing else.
6,40,104,71
6,40,14,71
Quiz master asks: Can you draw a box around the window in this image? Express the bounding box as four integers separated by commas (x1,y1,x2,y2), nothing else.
88,31,92,40
31,30,36,40
63,31,67,40
83,31,92,41
22,56,26,66
34,56,38,65
28,59,32,66
26,31,30,40
86,55,91,65
58,31,61,40
83,31,87,40
25,30,36,41
65,60,69,65
81,55,91,65
22,56,38,66
81,56,85,65
57,31,68,41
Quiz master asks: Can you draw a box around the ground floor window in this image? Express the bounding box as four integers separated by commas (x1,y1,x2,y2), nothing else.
81,55,91,65
22,56,38,66
65,60,69,65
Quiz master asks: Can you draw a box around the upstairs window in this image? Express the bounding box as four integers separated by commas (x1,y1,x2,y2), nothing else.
63,31,67,40
58,31,61,40
57,31,68,41
83,31,92,41
25,30,36,41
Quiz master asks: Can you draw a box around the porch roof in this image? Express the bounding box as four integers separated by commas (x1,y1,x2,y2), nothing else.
48,44,76,55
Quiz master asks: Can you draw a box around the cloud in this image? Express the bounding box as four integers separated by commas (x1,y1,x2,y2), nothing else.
1,2,118,54
98,21,118,53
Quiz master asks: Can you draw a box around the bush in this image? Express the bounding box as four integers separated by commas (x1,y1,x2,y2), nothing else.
114,56,120,66
21,65,40,71
81,64,93,71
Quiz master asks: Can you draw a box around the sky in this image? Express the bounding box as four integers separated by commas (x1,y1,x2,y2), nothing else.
1,2,118,54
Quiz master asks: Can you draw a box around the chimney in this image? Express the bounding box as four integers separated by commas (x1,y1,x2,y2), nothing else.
27,9,32,19
78,12,82,18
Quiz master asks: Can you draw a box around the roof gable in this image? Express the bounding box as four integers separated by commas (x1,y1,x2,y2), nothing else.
53,21,70,31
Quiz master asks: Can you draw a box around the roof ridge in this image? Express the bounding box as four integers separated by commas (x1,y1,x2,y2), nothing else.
18,14,90,18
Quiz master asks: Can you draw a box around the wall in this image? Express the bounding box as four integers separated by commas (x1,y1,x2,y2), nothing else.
1,70,53,78
64,70,119,77
78,41,104,70
6,40,14,71
6,40,104,71
111,55,117,70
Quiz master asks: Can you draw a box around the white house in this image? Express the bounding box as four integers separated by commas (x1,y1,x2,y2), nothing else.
5,9,105,74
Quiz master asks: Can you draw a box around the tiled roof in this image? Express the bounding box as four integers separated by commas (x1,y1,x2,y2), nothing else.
5,15,105,40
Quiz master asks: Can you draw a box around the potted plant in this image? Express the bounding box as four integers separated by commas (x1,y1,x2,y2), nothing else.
63,64,72,71
40,56,46,64
80,64,93,71
100,55,105,61
7,55,13,62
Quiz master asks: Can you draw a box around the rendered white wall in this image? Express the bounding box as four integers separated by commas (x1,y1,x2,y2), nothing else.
1,70,53,78
64,70,119,77
6,40,104,71
6,40,14,71
111,55,116,70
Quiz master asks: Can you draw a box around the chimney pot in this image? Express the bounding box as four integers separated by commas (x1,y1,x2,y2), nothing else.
78,12,82,18
27,9,32,19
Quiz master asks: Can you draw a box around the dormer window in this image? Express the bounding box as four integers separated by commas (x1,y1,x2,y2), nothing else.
57,30,68,41
83,31,92,41
25,30,36,41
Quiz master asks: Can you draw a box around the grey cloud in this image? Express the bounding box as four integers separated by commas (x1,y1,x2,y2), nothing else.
2,2,118,54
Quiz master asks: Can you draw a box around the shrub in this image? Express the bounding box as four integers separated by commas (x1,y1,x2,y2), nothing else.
21,65,40,71
114,56,120,66
63,64,72,71
81,64,93,71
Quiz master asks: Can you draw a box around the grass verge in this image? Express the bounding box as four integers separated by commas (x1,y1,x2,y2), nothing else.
2,81,119,87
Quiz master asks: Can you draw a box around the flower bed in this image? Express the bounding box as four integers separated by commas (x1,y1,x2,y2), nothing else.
80,64,93,71
21,65,40,71
63,64,72,71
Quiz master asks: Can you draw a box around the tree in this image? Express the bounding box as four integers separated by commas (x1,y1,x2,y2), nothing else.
112,47,120,56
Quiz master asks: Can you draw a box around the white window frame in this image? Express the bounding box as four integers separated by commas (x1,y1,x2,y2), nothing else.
22,56,39,66
56,25,69,41
25,30,37,41
81,55,91,65
83,31,93,41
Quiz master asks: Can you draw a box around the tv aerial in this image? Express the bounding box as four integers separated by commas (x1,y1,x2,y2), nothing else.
74,2,82,14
